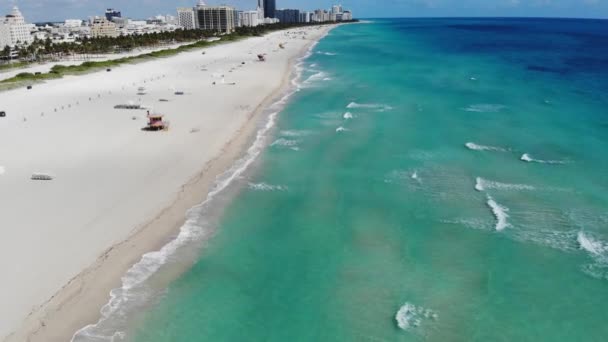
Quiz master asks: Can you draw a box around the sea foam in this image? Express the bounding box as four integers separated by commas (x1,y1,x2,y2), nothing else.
475,177,535,192
465,142,506,152
248,182,288,191
486,195,510,231
346,102,393,111
71,34,319,342
395,302,438,331
336,126,348,132
521,153,569,164
577,231,607,257
343,112,353,119
463,104,506,113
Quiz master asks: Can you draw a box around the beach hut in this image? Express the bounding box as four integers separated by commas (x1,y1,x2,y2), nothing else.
145,112,169,131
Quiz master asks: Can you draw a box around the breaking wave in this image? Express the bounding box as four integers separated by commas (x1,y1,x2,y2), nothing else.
578,231,607,258
577,231,608,280
486,195,510,231
317,51,337,56
521,153,569,164
271,138,300,151
346,102,393,111
336,126,349,132
463,104,506,113
304,71,329,84
465,142,506,152
70,31,320,342
248,182,288,191
343,112,353,119
395,302,438,331
279,130,312,138
475,177,535,192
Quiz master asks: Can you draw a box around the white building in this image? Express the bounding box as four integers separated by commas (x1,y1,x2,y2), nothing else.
240,10,260,27
0,6,34,48
64,19,83,28
90,17,119,38
177,7,197,30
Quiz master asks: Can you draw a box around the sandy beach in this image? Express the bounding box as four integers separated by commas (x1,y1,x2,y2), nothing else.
0,25,333,342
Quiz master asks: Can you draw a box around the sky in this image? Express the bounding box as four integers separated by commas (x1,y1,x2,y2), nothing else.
1,0,607,22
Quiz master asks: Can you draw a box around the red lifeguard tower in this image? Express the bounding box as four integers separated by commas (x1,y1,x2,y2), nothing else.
145,111,169,131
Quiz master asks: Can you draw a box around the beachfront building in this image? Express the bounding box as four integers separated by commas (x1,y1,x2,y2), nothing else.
240,11,261,27
299,12,313,23
263,0,276,19
90,17,119,38
65,19,83,28
0,6,34,48
275,9,300,24
196,5,237,34
105,8,122,21
313,9,331,23
177,7,198,30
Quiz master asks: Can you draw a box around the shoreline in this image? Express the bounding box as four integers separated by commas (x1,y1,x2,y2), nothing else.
3,25,336,342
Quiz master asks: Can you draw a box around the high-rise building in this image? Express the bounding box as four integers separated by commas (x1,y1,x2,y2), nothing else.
299,12,313,23
275,9,300,24
263,0,276,19
240,10,260,27
177,7,197,30
105,8,122,21
90,17,119,38
0,6,33,48
196,5,237,33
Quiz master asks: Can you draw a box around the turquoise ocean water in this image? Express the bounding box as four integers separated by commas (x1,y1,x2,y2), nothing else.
75,19,608,341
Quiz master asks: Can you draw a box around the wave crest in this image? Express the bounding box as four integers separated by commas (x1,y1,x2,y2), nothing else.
486,195,510,231
395,302,438,331
475,177,535,192
465,142,506,152
248,182,288,191
346,102,393,111
521,153,569,164
463,104,505,113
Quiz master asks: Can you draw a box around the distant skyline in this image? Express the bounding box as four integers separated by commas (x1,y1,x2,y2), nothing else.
2,0,607,22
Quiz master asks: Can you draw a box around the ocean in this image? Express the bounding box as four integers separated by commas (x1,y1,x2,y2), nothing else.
74,18,608,341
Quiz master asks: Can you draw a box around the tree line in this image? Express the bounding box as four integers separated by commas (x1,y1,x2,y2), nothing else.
1,20,357,63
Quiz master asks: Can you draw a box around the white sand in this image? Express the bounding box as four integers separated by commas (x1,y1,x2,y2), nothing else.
0,26,333,341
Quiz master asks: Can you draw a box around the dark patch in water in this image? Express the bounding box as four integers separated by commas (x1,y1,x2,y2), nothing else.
527,65,567,74
446,24,524,33
564,57,608,71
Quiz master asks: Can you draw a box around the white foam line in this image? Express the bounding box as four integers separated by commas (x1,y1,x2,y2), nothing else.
465,142,506,152
248,182,288,191
475,177,535,192
346,102,393,111
486,195,510,231
71,32,322,342
521,153,569,165
577,231,607,257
